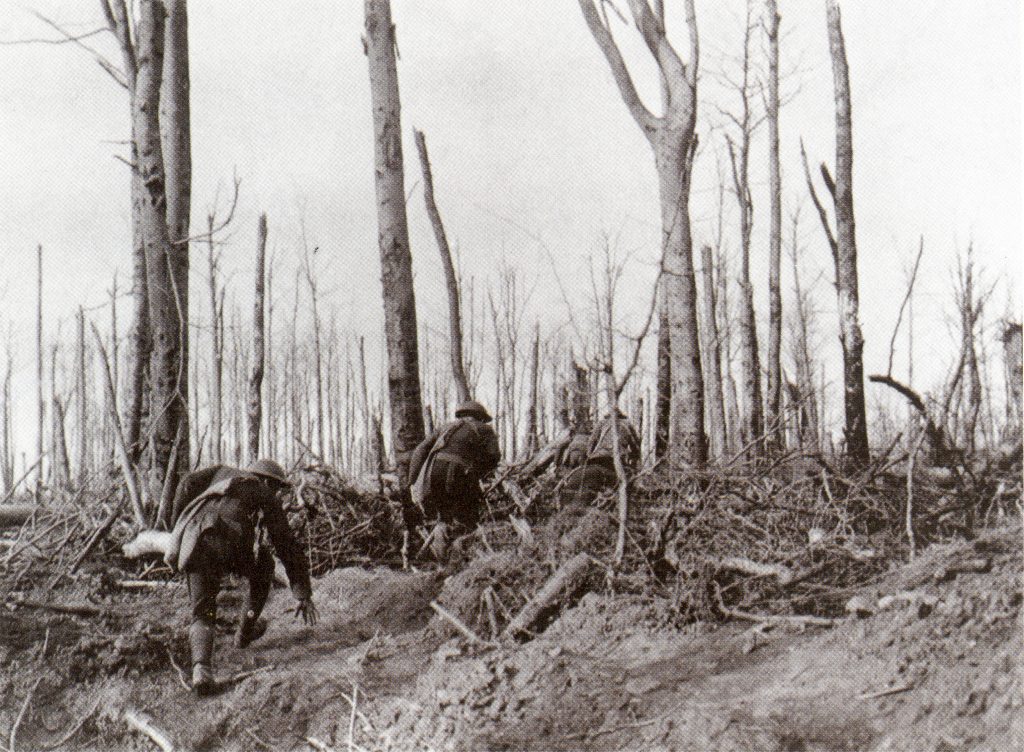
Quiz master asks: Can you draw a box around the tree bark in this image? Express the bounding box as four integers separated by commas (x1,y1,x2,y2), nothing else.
825,0,869,465
413,129,471,405
765,0,784,452
364,0,426,483
76,307,88,482
207,215,223,463
135,0,186,488
578,0,706,467
160,0,191,478
699,245,727,458
248,214,268,462
525,323,541,456
654,300,671,461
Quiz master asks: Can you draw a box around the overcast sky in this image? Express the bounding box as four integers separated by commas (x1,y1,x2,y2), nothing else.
0,0,1020,457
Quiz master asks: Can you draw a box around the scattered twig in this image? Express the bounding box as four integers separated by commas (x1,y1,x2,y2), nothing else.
166,649,191,691
564,717,658,741
430,601,493,646
304,737,336,752
224,664,276,685
9,676,42,752
859,683,914,700
123,710,176,752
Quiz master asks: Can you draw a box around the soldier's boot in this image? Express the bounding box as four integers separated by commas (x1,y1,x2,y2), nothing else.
236,546,273,648
189,621,217,697
235,614,268,648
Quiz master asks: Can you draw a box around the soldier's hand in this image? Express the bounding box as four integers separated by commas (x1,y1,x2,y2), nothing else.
292,596,318,626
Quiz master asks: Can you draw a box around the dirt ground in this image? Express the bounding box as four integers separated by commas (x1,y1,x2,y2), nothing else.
0,524,1020,752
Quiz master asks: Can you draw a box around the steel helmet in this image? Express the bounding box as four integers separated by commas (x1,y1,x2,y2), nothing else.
247,458,291,486
454,399,492,423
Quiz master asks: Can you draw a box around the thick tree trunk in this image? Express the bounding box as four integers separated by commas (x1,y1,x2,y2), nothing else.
364,0,426,483
160,0,191,478
825,0,869,465
413,129,471,405
52,397,71,489
765,0,784,452
76,307,88,482
248,214,268,462
699,245,727,458
525,324,541,456
655,142,707,467
135,0,185,490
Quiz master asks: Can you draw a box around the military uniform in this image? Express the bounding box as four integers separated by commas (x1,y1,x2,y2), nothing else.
408,401,501,533
166,461,312,695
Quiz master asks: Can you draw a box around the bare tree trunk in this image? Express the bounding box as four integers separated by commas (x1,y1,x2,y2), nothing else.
207,215,223,463
524,323,541,456
959,250,982,454
52,397,71,490
698,245,727,458
248,213,268,462
654,302,671,461
76,307,88,482
765,0,784,453
36,244,44,484
135,0,186,487
1,358,12,492
301,241,325,457
160,0,191,477
726,4,763,458
789,211,819,452
414,129,471,404
1003,322,1023,439
825,0,869,465
364,0,426,482
716,250,740,454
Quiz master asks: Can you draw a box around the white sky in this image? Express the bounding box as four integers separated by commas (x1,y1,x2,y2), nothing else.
0,0,1020,458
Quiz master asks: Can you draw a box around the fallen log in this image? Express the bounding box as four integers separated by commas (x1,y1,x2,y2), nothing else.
503,552,592,641
122,530,172,559
0,504,38,529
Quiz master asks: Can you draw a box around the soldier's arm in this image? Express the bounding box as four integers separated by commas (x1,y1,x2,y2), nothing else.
259,489,312,601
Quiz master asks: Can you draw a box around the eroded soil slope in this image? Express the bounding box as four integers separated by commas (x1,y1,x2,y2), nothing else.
1,526,1019,751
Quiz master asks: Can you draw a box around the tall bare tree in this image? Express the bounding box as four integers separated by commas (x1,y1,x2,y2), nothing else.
364,0,426,482
578,0,706,467
248,214,268,461
36,244,44,483
724,1,764,456
698,245,727,457
802,0,869,465
414,129,471,404
133,0,188,490
764,0,784,450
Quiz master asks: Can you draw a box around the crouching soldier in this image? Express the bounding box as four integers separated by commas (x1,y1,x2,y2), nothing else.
164,459,317,696
561,410,641,505
408,400,501,556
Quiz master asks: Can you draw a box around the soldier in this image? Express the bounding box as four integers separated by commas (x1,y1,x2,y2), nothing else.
408,400,501,551
587,409,642,475
560,410,641,505
164,459,317,696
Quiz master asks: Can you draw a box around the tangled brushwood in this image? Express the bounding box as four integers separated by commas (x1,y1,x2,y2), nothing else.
286,465,405,576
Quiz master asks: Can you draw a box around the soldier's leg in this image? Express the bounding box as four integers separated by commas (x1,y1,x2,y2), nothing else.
236,545,273,648
187,567,220,695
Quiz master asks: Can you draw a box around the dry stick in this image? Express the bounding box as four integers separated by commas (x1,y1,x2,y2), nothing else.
0,456,46,506
69,504,120,573
90,323,146,526
712,584,836,628
155,421,184,528
429,601,491,646
13,598,102,617
9,676,42,752
905,430,927,560
123,710,176,752
165,648,191,690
